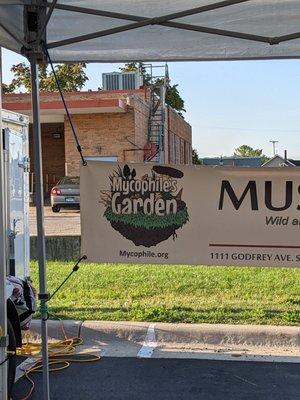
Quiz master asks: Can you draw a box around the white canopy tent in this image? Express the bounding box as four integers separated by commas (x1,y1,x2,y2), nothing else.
0,1,300,399
1,0,300,62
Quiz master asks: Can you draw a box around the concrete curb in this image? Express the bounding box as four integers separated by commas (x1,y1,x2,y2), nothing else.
152,322,300,348
29,320,300,349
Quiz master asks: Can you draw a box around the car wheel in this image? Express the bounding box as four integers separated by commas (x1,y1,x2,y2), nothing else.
7,319,16,399
52,205,60,213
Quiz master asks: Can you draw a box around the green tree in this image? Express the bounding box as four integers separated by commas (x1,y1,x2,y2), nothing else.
234,145,269,164
165,83,185,115
45,63,88,92
3,62,88,93
120,62,185,115
192,149,202,165
2,83,14,94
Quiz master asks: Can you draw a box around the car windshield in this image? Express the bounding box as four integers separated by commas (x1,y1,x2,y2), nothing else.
58,177,79,185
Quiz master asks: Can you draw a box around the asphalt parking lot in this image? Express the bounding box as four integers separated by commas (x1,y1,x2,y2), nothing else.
12,357,300,400
29,206,80,236
11,320,300,400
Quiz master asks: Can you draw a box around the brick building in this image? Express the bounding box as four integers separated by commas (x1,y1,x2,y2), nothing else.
3,89,192,192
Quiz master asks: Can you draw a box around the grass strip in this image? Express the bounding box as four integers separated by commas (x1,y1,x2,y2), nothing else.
30,262,300,326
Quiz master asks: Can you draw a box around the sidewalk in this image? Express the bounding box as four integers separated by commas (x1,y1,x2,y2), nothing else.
27,320,300,363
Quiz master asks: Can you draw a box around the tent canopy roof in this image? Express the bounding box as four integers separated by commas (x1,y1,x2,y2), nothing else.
1,0,300,62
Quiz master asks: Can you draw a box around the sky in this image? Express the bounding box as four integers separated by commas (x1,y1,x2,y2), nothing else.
2,47,300,159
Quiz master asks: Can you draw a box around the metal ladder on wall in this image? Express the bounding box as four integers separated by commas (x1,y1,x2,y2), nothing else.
144,64,169,164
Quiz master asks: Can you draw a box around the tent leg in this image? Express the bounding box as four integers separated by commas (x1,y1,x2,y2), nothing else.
30,55,50,400
0,46,8,400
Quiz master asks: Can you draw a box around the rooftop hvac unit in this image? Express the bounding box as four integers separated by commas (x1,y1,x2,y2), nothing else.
102,71,143,90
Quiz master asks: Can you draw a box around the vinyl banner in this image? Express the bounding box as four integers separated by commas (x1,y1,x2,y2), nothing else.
81,161,300,267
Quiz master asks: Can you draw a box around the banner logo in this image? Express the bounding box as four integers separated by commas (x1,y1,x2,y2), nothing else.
100,164,189,247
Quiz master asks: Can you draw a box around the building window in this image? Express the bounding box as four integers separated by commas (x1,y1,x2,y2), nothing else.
170,133,175,164
180,139,184,164
175,135,180,164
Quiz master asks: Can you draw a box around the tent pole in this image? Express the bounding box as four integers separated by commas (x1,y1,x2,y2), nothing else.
30,55,50,400
0,46,8,400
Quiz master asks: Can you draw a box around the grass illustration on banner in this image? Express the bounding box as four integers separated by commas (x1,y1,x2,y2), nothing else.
100,164,189,247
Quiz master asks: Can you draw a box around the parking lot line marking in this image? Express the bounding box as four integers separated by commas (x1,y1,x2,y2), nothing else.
137,323,157,358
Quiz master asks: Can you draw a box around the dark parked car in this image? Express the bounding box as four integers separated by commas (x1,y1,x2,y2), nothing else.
51,176,80,212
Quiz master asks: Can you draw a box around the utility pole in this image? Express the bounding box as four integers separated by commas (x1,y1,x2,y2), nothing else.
30,54,50,400
269,140,278,156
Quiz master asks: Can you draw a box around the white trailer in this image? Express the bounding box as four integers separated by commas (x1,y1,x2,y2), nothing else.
2,109,30,279
1,109,30,399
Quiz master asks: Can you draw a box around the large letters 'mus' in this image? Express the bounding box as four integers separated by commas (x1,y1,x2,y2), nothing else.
218,180,297,211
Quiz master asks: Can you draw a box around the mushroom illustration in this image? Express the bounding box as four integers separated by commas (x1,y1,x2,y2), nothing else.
152,165,184,179
131,168,136,179
103,164,188,247
123,164,131,180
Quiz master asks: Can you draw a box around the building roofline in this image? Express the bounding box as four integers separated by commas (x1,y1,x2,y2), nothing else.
3,98,128,118
3,88,146,97
202,156,261,160
261,154,296,167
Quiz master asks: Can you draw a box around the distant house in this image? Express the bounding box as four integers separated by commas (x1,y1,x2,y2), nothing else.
262,154,300,167
202,156,262,167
